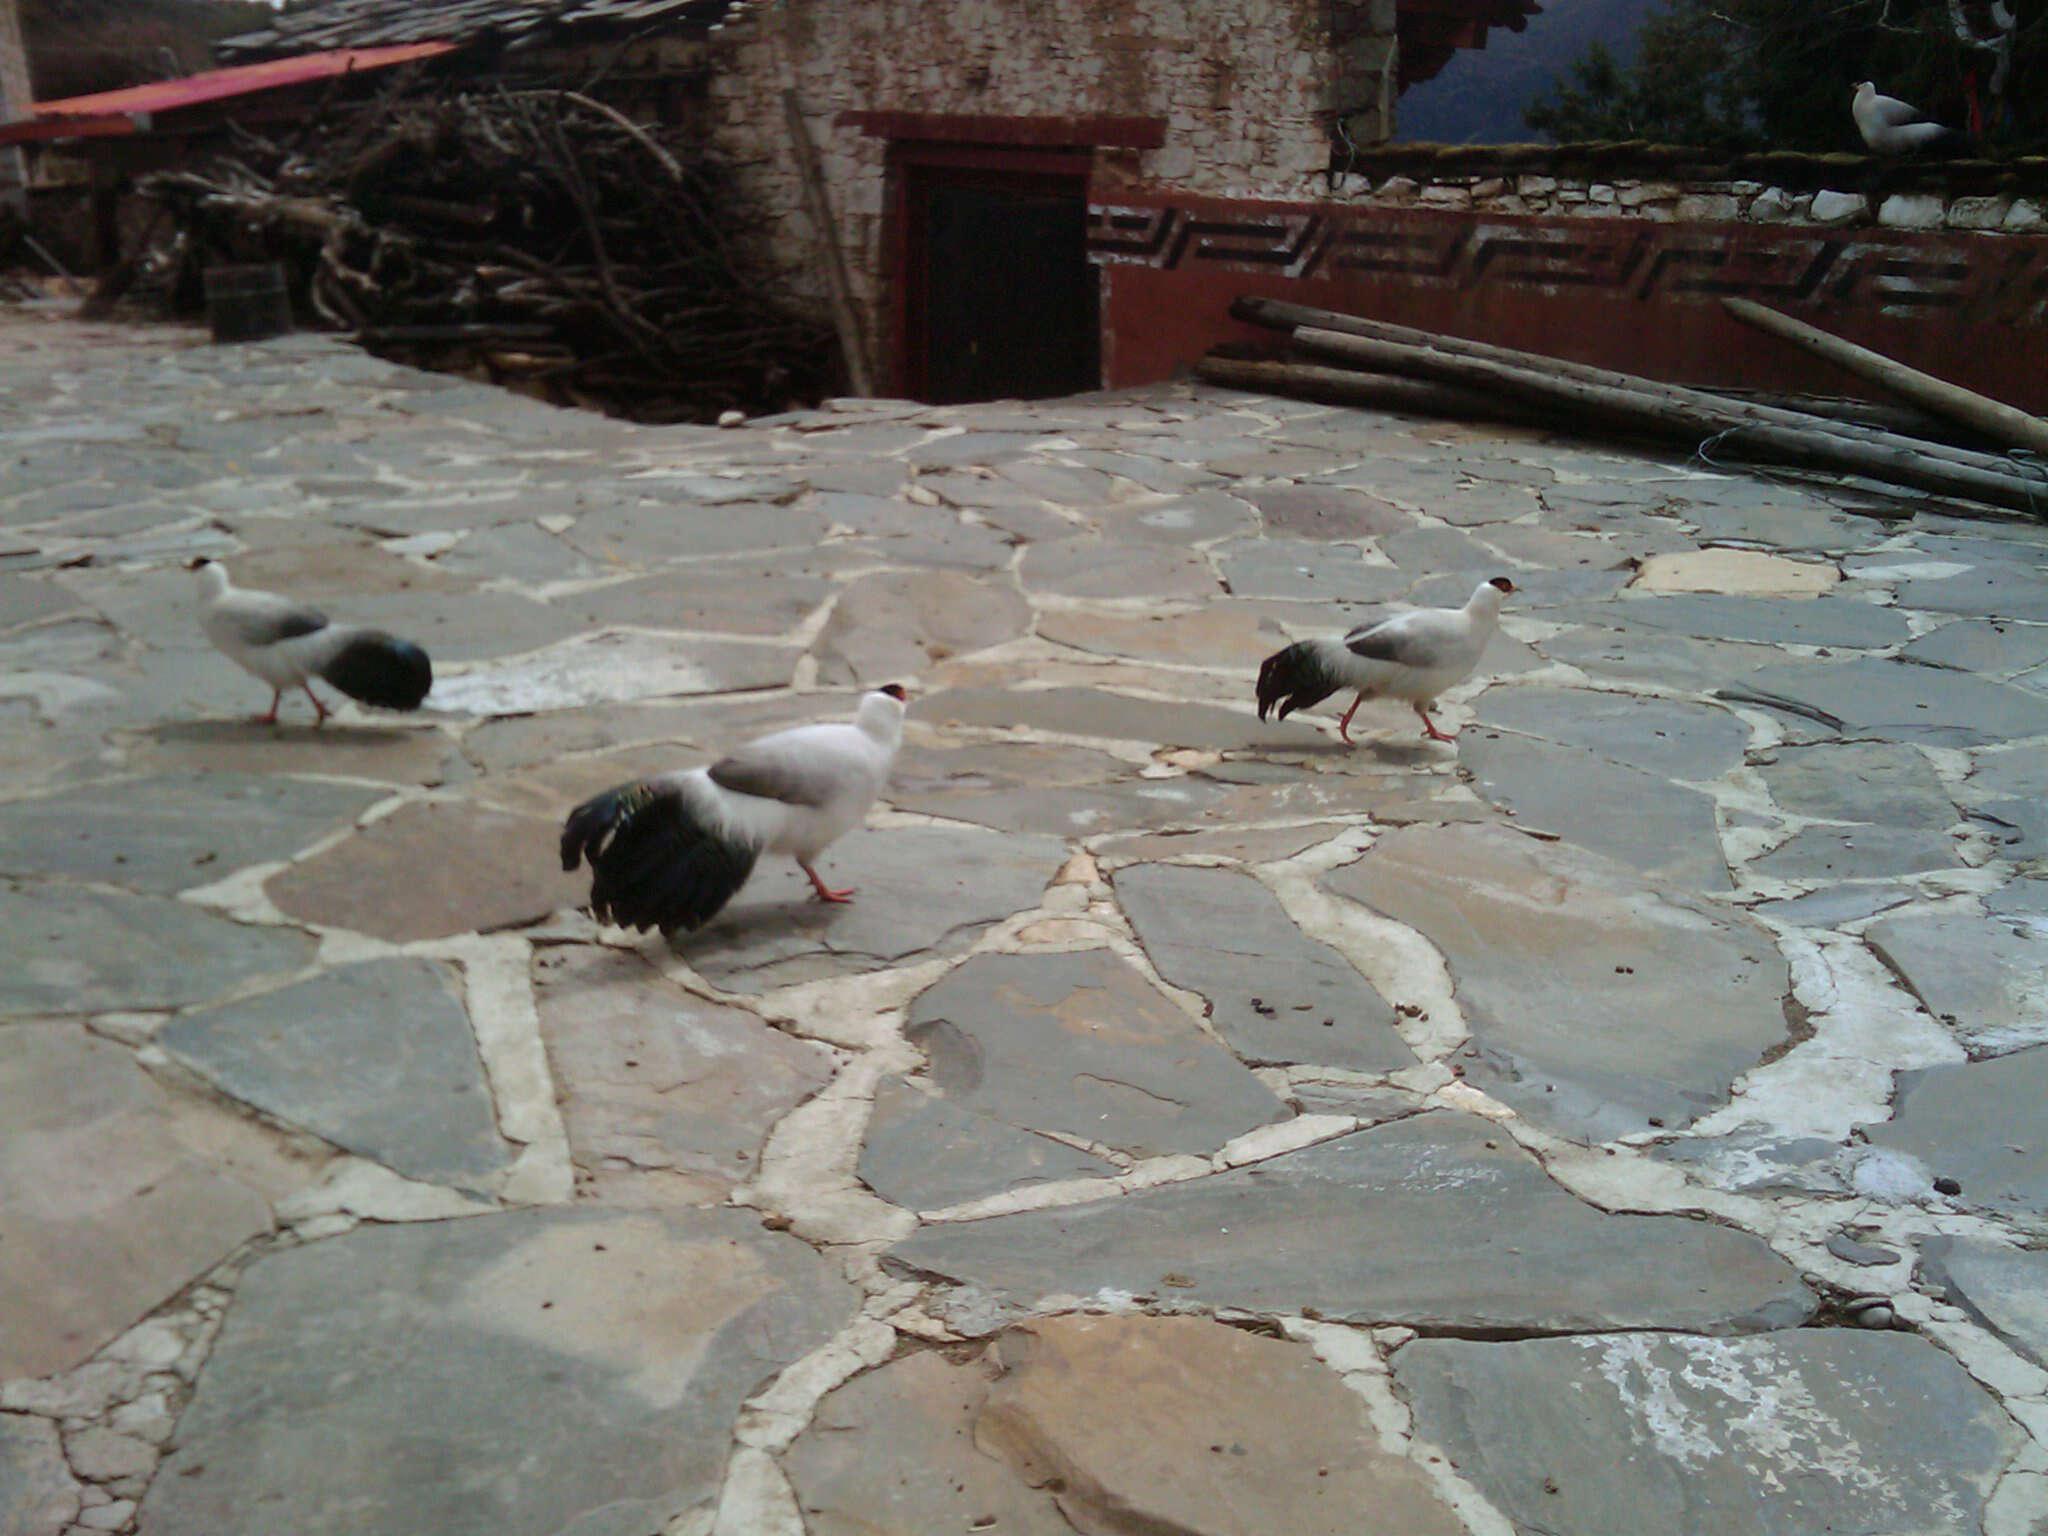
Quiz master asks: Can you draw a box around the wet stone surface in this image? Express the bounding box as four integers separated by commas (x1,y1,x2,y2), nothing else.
5,312,2047,1535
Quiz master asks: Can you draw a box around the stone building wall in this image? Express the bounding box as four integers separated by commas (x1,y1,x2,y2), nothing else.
706,0,1397,366
1336,170,2048,234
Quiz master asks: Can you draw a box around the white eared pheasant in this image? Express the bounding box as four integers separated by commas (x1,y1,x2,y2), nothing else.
1852,81,1960,154
561,685,909,937
189,557,432,724
1256,576,1516,743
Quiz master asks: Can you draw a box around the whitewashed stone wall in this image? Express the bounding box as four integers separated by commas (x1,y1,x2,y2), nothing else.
1335,171,2048,233
707,0,1396,361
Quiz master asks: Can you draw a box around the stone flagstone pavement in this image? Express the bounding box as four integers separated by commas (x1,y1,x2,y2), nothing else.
3,302,2048,1535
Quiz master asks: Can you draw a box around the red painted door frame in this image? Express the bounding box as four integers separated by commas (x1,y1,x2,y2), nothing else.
885,141,1095,400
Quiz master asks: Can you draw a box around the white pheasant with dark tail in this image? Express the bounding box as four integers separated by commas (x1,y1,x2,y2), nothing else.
561,686,909,938
1852,81,1961,154
1256,576,1516,743
189,557,433,724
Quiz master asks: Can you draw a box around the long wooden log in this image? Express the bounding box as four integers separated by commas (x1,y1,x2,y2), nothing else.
1234,294,2019,479
1721,296,2048,458
1195,355,1560,428
1291,327,2048,515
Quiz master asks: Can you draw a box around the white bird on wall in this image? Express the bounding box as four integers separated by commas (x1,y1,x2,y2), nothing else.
1853,81,1961,154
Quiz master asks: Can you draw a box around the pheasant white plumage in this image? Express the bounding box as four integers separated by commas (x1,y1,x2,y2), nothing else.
560,686,909,936
1256,577,1516,743
189,557,433,724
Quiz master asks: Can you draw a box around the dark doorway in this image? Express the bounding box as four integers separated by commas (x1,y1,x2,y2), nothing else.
895,151,1099,404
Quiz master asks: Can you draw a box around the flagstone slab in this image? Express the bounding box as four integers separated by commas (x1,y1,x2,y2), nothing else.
1327,824,1788,1140
0,880,314,1016
0,1025,302,1379
1536,625,1787,690
1456,731,1729,889
810,569,1032,686
889,776,1237,838
914,686,1330,752
1394,1331,2018,1536
1867,912,2048,1054
890,1112,1812,1333
1896,563,2048,622
1580,593,1909,648
162,958,513,1187
1752,884,1917,927
975,1315,1465,1536
684,826,1069,993
1730,657,2048,746
139,1207,857,1536
266,802,582,943
1917,1236,2048,1369
1470,686,1749,781
863,949,1283,1206
1749,824,1961,881
1114,863,1411,1070
862,1075,1122,1212
0,772,382,895
1903,619,2048,676
784,1348,1075,1536
1036,606,1284,667
1213,539,1405,602
1408,566,1632,609
1756,741,1954,826
0,1413,82,1536
1633,547,1839,595
1677,495,1882,554
559,565,836,638
1019,539,1218,601
533,945,833,1204
428,630,799,715
1240,484,1411,540
1862,1045,2048,1215
1089,488,1258,544
564,498,829,563
0,573,84,629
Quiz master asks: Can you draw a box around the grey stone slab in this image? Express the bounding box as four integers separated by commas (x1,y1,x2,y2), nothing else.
1863,1045,2048,1215
1063,450,1218,492
1087,488,1257,546
1757,741,1953,826
0,879,314,1015
426,523,598,584
1537,619,1775,685
1394,1331,2018,1536
1214,538,1402,602
1729,657,2048,746
1987,878,2048,918
685,826,1069,993
0,573,83,629
1970,796,2048,862
1573,592,1910,649
1113,863,1411,1071
1327,825,1790,1140
1825,1232,1902,1266
1903,619,2048,676
890,1112,1812,1333
0,1412,82,1536
913,686,1333,752
864,950,1284,1204
140,1207,858,1536
906,431,1060,469
861,1076,1122,1211
995,460,1116,506
783,1348,1078,1536
163,958,513,1187
0,1024,299,1379
341,588,583,663
1918,1236,2048,1369
0,772,381,895
1677,492,1885,553
534,946,832,1203
1750,824,1961,881
1651,1133,1853,1197
1866,912,2048,1054
1378,524,1496,572
889,776,1234,838
1897,564,2048,622
1019,538,1217,600
833,514,1020,572
1471,686,1749,780
564,498,830,562
1968,741,2048,801
1752,885,1917,927
1457,731,1729,889
810,570,1030,687
1240,483,1412,540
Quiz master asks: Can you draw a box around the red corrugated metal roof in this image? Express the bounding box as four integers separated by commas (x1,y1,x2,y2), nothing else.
0,43,455,146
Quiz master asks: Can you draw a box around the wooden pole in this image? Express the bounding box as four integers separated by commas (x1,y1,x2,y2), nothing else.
1722,295,2048,458
1290,326,2048,516
1234,293,2016,478
782,89,874,397
1195,355,1560,429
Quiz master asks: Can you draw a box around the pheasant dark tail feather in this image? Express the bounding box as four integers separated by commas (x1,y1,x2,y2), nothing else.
1256,640,1342,723
560,780,758,936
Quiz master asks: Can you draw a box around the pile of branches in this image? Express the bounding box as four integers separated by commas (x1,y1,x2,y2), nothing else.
1201,296,2048,520
136,86,839,422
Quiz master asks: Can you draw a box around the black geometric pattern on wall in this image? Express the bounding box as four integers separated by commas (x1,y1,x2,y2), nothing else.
1085,202,2048,322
